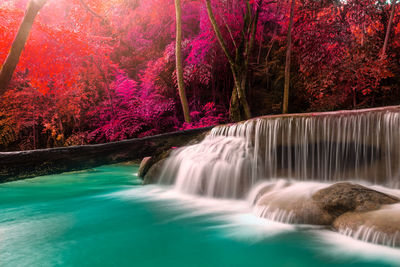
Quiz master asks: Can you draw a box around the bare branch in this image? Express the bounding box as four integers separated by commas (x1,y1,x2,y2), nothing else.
205,0,235,67
380,0,397,59
79,0,107,23
221,15,238,50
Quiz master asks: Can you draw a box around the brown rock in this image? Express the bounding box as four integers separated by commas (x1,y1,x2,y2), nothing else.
138,157,152,177
254,181,399,226
143,158,168,184
256,195,334,225
141,149,172,183
312,182,399,217
333,204,400,247
254,182,334,225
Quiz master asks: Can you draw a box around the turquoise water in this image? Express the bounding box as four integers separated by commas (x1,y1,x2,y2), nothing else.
1,164,399,267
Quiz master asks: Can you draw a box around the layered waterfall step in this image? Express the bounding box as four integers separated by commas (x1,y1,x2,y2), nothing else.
144,106,400,247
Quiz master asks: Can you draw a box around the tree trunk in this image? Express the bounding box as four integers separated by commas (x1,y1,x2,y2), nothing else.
381,0,397,59
205,0,252,122
283,0,295,114
229,87,240,122
0,0,47,96
175,0,191,123
33,108,36,150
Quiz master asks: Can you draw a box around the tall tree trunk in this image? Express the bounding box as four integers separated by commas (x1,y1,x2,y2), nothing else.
0,0,47,96
229,84,240,122
33,107,36,149
283,0,295,114
205,0,252,122
175,0,191,123
381,0,397,59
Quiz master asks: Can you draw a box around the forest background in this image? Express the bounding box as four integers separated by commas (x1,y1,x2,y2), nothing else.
0,0,399,151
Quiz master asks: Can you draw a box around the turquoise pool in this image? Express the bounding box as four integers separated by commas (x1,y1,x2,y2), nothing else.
0,164,399,267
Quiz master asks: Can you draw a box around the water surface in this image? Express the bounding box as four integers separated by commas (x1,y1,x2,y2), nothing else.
0,164,399,267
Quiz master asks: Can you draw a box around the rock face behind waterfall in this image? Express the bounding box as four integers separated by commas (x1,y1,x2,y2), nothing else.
141,150,172,184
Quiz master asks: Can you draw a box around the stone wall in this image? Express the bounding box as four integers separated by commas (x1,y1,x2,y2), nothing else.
0,127,213,183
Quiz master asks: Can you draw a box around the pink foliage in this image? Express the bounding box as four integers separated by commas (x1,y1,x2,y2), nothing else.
88,71,177,142
180,102,227,130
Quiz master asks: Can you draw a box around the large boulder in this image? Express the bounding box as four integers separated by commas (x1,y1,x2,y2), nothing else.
333,204,400,247
254,181,399,226
254,181,334,225
312,182,399,217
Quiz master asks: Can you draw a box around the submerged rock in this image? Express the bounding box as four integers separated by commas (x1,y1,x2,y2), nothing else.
333,204,400,247
312,182,399,217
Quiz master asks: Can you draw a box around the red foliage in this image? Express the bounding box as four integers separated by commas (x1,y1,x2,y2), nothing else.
0,0,399,150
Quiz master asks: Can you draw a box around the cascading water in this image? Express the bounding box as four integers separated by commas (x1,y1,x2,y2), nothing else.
339,226,400,247
159,108,400,196
156,107,400,247
159,135,255,198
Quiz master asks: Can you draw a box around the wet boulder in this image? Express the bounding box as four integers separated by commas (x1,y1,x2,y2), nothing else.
254,181,399,226
138,157,152,178
333,204,400,247
143,158,169,185
312,182,399,217
254,181,334,225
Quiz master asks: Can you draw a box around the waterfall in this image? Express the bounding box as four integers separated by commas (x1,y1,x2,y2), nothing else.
154,107,400,247
158,108,400,198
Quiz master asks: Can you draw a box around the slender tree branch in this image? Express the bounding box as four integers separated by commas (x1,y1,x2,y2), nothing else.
246,0,262,64
205,0,252,120
243,0,262,89
380,0,397,59
205,0,235,67
221,16,238,50
78,0,107,23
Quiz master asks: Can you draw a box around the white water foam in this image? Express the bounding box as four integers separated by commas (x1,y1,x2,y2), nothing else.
317,230,400,265
111,185,296,242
